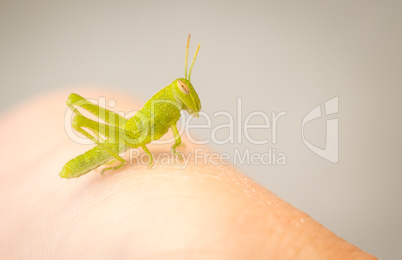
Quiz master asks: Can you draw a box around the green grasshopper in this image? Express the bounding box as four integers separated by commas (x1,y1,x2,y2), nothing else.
60,34,201,178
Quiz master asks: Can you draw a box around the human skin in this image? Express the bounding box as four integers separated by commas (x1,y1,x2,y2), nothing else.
0,89,376,259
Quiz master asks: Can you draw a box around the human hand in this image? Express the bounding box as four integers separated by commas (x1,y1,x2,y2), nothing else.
0,89,376,259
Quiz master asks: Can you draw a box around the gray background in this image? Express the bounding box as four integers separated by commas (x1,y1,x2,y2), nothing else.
1,0,401,259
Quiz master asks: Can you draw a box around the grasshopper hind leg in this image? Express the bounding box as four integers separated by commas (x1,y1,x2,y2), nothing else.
67,93,127,127
71,114,127,174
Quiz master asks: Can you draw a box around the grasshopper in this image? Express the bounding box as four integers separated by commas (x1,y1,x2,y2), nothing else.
60,34,201,178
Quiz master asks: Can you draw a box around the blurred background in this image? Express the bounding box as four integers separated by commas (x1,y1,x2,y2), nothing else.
0,0,401,258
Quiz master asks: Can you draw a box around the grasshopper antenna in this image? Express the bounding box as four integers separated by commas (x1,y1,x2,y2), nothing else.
184,34,190,79
188,42,200,81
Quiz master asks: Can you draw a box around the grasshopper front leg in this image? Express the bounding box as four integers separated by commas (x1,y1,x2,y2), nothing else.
170,124,183,161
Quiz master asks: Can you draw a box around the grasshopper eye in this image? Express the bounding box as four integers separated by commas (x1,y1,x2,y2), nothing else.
177,80,190,95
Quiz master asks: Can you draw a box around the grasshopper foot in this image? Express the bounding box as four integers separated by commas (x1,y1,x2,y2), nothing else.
147,160,154,169
146,154,154,169
101,160,126,175
172,148,183,162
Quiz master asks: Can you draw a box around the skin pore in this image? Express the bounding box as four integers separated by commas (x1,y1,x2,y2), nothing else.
0,90,376,259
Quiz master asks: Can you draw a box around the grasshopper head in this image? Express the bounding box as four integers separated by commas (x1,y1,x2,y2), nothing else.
171,34,201,117
171,78,201,117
